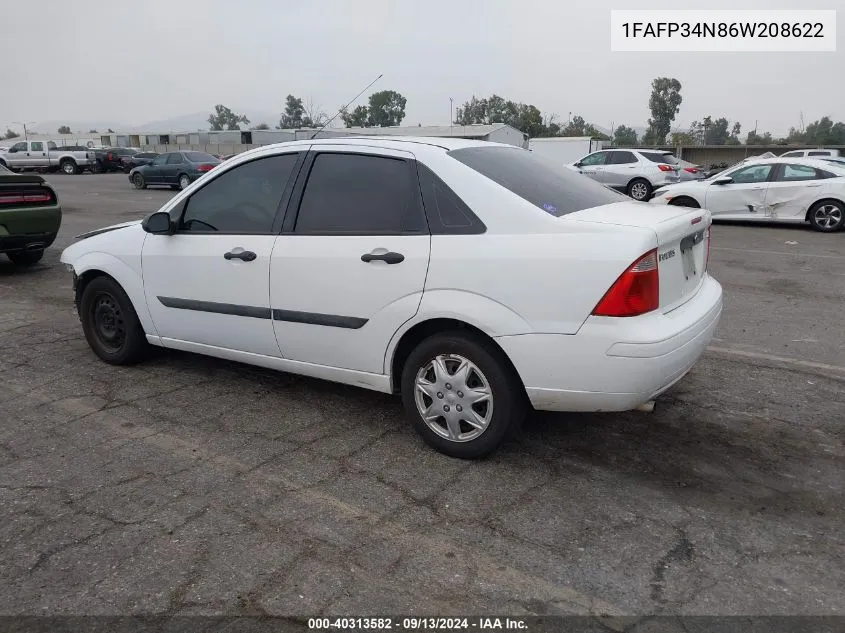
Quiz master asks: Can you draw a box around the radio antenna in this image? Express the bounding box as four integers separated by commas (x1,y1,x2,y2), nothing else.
310,73,383,139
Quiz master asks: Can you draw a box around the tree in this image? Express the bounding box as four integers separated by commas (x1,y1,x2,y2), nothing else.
57,125,71,134
453,94,570,138
800,116,845,145
561,115,607,139
366,90,407,127
745,130,774,145
279,94,305,129
88,129,98,133
340,105,370,127
107,128,114,133
252,122,270,130
646,77,682,144
207,104,250,131
688,116,742,145
302,98,329,128
3,128,20,140
613,125,638,146
454,96,488,125
670,132,696,146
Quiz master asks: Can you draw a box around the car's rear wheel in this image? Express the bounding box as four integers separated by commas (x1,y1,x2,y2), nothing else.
60,159,78,175
808,200,844,232
627,178,652,201
178,174,191,190
400,331,525,458
7,249,44,266
80,276,148,365
132,173,146,189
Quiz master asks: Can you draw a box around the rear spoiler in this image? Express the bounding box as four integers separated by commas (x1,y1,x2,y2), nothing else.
0,173,46,185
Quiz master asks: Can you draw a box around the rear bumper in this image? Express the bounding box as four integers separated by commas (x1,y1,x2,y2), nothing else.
0,231,58,254
495,275,723,412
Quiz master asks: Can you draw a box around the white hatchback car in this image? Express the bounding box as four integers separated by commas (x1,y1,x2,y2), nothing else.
650,157,845,232
61,137,723,458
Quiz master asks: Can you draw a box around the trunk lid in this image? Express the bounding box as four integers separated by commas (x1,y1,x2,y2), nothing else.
565,201,711,313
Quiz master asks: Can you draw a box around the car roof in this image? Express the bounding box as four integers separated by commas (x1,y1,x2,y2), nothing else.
244,136,507,153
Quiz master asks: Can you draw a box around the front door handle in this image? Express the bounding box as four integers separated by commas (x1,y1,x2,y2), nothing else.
361,251,404,264
224,250,257,262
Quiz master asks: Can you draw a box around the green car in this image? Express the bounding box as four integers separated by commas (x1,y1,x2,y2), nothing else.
0,164,62,266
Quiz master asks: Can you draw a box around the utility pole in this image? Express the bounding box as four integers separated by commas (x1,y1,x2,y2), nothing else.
450,97,453,135
13,121,36,140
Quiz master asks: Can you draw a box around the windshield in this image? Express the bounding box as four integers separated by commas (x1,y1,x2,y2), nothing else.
447,146,628,217
185,152,219,163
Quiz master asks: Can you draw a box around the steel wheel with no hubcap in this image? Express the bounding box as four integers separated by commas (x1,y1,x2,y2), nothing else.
813,204,843,230
92,292,126,353
414,354,494,442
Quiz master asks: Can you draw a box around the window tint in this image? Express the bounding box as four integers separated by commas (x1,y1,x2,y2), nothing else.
31,142,44,151
640,152,679,165
579,152,608,166
779,164,825,181
150,155,168,166
166,153,184,165
448,146,628,217
11,142,26,151
808,151,831,156
728,164,773,183
608,151,637,165
139,153,158,158
180,154,299,234
295,153,425,234
185,151,218,163
417,163,485,234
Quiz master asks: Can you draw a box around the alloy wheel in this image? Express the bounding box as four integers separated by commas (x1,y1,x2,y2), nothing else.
814,204,843,230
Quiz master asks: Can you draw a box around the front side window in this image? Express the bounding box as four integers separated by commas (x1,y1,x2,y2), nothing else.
579,152,608,166
180,153,300,234
294,153,425,234
448,146,628,217
727,164,773,183
11,142,26,152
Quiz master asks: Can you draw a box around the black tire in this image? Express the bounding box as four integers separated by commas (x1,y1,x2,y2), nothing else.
7,249,44,266
92,161,103,174
132,173,146,189
400,331,525,459
60,159,79,175
627,178,652,201
668,196,700,208
808,199,845,233
79,276,148,365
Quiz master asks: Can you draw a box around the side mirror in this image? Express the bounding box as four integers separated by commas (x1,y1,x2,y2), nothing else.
142,211,175,235
713,176,733,185
8,147,17,153
573,161,583,167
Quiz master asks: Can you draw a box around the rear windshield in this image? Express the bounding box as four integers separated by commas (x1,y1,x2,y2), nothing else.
185,152,219,163
640,151,679,165
447,146,627,217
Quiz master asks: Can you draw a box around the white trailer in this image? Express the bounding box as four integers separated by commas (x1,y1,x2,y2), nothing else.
527,136,605,168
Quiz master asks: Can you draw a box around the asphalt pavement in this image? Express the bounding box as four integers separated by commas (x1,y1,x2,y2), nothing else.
1,173,843,618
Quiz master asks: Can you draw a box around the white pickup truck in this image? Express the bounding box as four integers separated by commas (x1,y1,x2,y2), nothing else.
0,140,96,175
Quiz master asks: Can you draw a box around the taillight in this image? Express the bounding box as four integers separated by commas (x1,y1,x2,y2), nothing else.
684,167,699,173
658,164,674,172
0,190,53,205
107,152,113,160
592,250,660,318
197,164,215,172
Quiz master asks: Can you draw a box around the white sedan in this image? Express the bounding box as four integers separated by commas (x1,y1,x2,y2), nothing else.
60,137,723,458
650,157,845,232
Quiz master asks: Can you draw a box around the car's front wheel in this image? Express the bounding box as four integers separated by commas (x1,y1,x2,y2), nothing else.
132,173,146,189
400,331,525,458
80,276,148,365
808,200,844,232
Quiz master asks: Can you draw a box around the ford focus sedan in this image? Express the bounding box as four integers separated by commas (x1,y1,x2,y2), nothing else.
61,137,723,458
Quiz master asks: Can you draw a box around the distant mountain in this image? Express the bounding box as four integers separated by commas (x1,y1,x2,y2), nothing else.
32,120,129,135
131,109,280,133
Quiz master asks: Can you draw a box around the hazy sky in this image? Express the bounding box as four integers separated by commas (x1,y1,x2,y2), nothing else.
1,0,842,136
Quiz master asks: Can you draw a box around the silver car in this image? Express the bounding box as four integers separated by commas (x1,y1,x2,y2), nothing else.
571,148,681,201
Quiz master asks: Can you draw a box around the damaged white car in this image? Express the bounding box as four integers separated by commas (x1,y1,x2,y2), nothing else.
650,158,845,232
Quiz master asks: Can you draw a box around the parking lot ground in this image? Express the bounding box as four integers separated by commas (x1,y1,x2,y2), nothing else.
1,174,843,617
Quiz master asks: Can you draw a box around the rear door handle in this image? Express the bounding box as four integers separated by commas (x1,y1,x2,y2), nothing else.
361,251,404,264
224,250,257,262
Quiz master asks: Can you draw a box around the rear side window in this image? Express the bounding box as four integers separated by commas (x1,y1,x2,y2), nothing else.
808,151,831,156
608,151,637,165
166,153,184,165
185,151,218,162
639,152,679,165
448,146,627,217
294,153,426,234
779,164,830,181
417,163,485,234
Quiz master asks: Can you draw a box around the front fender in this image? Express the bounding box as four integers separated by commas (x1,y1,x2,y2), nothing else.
65,251,159,339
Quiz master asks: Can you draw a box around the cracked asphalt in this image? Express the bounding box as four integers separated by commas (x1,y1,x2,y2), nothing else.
1,173,843,618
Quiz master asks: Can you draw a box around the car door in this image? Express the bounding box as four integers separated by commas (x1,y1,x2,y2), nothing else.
163,152,186,184
29,142,48,168
574,151,609,183
270,146,430,374
6,141,29,169
603,150,639,189
764,163,832,220
704,162,774,218
141,151,305,356
145,154,168,182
